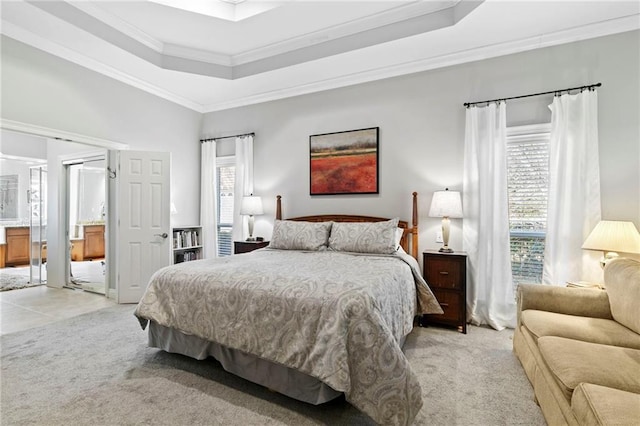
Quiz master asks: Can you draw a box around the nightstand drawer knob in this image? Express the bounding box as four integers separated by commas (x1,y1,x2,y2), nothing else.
439,271,449,275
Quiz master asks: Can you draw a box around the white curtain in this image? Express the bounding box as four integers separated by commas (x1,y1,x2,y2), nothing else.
200,140,218,259
233,135,254,241
543,90,601,285
463,102,516,330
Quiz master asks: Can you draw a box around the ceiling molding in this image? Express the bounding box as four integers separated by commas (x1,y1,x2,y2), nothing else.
203,14,640,112
29,0,481,79
5,2,638,114
232,1,460,65
1,20,204,112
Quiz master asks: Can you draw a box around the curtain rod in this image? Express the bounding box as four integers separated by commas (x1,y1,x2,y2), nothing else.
463,83,601,108
200,132,255,143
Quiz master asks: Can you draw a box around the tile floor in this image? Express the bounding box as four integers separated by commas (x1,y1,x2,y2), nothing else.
0,285,115,335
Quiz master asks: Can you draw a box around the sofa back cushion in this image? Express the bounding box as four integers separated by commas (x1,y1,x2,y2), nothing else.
604,258,640,334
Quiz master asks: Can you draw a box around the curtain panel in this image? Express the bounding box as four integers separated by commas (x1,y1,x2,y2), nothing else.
463,102,516,330
543,90,602,285
200,140,218,259
233,135,254,241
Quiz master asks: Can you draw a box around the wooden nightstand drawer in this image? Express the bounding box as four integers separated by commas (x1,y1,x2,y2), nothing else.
424,258,462,289
234,240,269,254
427,290,462,322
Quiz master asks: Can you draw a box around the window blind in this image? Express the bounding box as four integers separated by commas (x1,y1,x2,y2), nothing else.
217,163,235,257
507,130,550,287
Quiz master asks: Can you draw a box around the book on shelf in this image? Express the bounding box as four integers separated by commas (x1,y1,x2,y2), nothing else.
175,249,200,263
173,229,201,249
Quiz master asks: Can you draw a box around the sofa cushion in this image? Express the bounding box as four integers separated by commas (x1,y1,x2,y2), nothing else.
572,383,640,426
538,336,640,401
521,309,640,349
604,258,640,335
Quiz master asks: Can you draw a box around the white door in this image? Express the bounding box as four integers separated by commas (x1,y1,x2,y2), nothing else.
115,150,171,303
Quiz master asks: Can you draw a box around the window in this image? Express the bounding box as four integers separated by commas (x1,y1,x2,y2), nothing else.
217,156,235,256
506,124,551,289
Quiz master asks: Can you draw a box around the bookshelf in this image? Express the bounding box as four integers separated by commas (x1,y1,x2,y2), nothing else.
172,226,203,264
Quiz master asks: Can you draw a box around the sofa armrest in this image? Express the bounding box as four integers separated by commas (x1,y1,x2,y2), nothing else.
516,284,612,326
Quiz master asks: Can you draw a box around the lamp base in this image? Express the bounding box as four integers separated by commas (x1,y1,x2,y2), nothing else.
246,236,257,242
600,251,619,269
438,247,454,253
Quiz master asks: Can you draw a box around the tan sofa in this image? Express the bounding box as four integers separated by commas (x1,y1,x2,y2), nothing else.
513,258,640,425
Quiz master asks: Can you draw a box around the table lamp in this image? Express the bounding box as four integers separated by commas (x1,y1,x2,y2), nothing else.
240,194,263,241
429,188,463,253
582,220,640,268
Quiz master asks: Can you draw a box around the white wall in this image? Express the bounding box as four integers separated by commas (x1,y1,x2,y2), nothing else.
0,129,47,159
1,36,202,287
201,30,640,254
1,36,203,229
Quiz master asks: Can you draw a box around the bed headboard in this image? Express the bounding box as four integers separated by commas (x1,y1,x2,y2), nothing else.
275,192,419,260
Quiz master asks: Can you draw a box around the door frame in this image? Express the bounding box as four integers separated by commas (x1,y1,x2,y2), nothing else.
62,153,109,296
0,119,128,296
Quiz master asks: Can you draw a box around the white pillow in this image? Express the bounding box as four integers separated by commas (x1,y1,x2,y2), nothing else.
269,220,332,251
328,218,400,254
395,227,404,250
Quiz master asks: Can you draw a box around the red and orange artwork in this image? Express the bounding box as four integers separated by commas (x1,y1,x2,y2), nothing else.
310,127,379,195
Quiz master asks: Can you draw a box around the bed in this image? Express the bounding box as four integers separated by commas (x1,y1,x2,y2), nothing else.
134,192,443,425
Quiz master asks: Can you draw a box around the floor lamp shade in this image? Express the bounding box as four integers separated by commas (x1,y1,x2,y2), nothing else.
240,195,264,241
429,189,463,253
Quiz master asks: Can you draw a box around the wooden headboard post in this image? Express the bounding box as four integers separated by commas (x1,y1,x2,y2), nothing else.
411,191,418,260
276,195,282,220
273,192,419,260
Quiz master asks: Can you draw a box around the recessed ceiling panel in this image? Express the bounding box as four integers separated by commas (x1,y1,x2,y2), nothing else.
2,0,638,112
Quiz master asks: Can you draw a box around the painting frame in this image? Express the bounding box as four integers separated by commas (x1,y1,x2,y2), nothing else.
309,127,379,196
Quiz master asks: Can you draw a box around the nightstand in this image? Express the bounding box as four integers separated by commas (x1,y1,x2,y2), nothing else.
234,240,269,254
421,250,468,334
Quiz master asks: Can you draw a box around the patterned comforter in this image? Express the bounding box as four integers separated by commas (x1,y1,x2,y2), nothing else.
134,249,442,425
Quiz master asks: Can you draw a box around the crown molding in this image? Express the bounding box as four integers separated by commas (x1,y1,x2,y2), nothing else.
34,0,476,77
1,20,204,112
203,14,640,112
4,3,637,115
232,1,459,65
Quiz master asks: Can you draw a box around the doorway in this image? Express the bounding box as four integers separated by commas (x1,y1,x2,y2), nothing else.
65,156,107,295
0,151,47,292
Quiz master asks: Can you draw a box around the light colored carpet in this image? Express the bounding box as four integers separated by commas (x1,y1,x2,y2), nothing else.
0,305,545,425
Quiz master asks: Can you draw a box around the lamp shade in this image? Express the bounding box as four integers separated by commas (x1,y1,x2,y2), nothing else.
240,195,264,216
429,189,463,218
582,220,640,254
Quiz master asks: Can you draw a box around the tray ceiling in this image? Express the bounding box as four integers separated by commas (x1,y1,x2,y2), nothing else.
2,0,639,112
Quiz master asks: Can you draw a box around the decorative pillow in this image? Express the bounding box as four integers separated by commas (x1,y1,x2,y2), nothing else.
329,218,400,254
269,220,332,251
604,258,640,334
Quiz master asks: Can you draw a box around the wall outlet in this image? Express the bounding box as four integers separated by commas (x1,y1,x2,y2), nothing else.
436,231,443,243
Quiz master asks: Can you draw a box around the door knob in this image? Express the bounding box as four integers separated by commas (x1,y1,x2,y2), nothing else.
155,233,168,238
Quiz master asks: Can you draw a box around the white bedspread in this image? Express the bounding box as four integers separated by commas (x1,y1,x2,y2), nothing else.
135,249,442,425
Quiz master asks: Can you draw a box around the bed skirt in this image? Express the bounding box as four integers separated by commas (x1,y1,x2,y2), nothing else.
148,321,343,405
